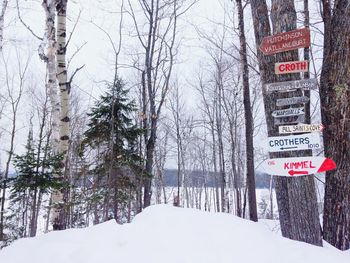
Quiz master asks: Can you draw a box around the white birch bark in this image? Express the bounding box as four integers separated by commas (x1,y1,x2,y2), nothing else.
42,0,60,151
51,0,69,230
0,0,8,52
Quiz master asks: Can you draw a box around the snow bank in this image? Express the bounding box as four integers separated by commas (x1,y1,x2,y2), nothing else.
1,205,349,263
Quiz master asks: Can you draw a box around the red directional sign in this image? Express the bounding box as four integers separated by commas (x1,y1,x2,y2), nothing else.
263,157,336,177
275,60,308,74
260,28,310,55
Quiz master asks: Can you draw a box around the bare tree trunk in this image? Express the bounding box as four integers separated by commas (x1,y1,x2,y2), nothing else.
29,188,38,237
303,0,311,123
42,0,60,152
222,84,242,216
51,0,69,231
215,79,227,213
320,0,350,251
211,114,220,212
236,0,258,222
250,0,322,246
0,0,8,52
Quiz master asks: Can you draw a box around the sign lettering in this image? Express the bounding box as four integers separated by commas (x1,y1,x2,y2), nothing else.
278,124,324,134
260,28,311,55
262,157,336,177
264,79,318,93
267,133,321,152
275,60,308,74
274,114,305,125
272,107,304,118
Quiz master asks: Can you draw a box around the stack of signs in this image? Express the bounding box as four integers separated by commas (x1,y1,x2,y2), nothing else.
260,28,336,176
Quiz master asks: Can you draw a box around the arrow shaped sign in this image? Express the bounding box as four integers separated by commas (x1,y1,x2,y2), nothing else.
276,96,310,107
267,133,321,152
264,78,318,93
259,28,310,55
278,124,325,134
272,107,304,118
263,157,336,177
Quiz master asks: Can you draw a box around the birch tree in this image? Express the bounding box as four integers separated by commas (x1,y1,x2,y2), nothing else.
41,0,60,152
0,0,8,51
51,0,69,231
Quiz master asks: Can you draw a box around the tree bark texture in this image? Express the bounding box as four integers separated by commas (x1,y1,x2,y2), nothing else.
236,0,258,222
250,0,322,246
303,0,311,124
51,0,69,231
0,0,8,52
320,0,350,251
42,0,60,152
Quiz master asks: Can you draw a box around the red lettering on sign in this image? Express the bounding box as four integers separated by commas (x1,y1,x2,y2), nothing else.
301,61,307,70
303,161,308,168
275,60,309,74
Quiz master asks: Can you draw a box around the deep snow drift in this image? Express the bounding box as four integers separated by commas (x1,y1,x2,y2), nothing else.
1,205,349,263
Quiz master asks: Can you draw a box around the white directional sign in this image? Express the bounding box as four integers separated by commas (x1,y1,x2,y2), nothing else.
267,133,321,152
272,107,304,118
276,96,309,107
279,124,324,134
274,114,305,125
264,78,318,93
262,157,336,176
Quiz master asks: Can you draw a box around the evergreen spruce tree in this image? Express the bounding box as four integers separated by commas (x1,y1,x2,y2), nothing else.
4,126,63,245
82,78,143,222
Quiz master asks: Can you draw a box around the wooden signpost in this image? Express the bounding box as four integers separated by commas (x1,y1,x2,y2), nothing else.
263,157,336,176
261,27,336,178
272,107,304,118
274,114,305,125
275,60,308,74
259,28,311,56
276,96,309,107
279,124,324,134
264,78,318,93
267,133,321,152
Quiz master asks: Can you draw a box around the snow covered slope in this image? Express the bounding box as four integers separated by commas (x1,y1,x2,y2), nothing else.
1,205,349,263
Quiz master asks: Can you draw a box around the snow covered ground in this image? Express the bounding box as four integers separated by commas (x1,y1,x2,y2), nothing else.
1,205,349,263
